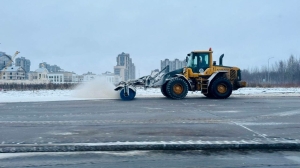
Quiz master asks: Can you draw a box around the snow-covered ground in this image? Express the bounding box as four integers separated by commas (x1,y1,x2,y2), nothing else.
0,87,300,103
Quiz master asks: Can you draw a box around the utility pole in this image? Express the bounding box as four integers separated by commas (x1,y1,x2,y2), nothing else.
268,57,274,83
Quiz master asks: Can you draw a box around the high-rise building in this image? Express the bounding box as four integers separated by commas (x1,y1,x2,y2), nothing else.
39,62,62,72
161,59,186,71
114,52,135,81
15,57,31,79
0,52,13,70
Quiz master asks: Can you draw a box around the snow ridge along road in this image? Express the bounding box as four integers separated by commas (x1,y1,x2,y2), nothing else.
1,139,300,153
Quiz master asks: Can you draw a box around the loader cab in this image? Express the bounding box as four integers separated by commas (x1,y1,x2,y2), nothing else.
186,51,211,73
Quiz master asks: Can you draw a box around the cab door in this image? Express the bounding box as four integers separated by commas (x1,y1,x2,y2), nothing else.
195,53,210,73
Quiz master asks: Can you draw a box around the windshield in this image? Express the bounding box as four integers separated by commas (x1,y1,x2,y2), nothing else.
186,53,209,69
187,55,197,68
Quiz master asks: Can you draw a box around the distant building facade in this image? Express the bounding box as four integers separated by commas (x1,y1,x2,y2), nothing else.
80,71,121,85
48,71,75,84
0,52,27,80
101,71,122,84
15,57,31,72
48,73,64,84
39,62,62,72
72,74,83,83
28,67,77,84
28,67,49,83
114,52,135,81
82,72,97,82
0,65,26,80
0,52,13,70
161,59,186,71
37,62,78,83
15,57,31,79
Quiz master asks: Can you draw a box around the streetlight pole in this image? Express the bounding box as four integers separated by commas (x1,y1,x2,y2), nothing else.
268,57,274,83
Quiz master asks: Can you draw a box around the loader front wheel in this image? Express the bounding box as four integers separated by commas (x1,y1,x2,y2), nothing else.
161,82,170,98
210,78,232,99
166,78,188,100
120,88,136,101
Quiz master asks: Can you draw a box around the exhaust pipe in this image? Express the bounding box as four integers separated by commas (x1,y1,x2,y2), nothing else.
219,54,224,66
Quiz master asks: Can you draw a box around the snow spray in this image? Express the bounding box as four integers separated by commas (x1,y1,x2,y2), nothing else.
72,77,119,99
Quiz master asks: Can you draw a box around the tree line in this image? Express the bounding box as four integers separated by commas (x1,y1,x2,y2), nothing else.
242,55,300,87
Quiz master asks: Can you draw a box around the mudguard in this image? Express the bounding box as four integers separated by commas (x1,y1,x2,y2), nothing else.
174,74,192,90
207,71,228,87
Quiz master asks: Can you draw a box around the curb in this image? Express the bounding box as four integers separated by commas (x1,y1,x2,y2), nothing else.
1,140,300,153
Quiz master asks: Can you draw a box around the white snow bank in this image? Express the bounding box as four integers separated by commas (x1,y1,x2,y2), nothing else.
232,87,300,96
0,87,299,103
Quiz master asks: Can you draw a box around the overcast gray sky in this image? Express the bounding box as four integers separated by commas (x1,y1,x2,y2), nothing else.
1,0,299,76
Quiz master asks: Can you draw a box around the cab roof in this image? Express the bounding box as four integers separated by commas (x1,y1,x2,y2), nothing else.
192,50,213,53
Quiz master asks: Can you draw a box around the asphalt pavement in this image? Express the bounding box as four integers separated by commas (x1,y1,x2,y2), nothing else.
0,96,300,152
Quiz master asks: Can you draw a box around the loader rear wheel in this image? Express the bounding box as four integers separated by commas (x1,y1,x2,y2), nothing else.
161,82,170,98
120,88,136,101
210,78,232,99
166,78,188,100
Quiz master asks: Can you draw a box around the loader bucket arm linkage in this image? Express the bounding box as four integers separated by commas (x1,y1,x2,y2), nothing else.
114,66,169,100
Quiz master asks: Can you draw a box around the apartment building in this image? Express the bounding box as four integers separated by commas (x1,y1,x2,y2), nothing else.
0,52,13,70
0,65,26,80
114,52,135,81
161,58,186,71
15,57,31,79
39,62,62,72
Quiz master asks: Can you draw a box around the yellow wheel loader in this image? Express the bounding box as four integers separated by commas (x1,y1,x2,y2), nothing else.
115,48,246,100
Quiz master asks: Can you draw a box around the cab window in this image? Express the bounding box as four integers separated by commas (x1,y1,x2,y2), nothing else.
198,53,209,67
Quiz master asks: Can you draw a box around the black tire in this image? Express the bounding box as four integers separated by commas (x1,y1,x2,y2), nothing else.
210,78,232,99
203,85,215,98
203,91,215,98
161,81,170,98
166,78,189,100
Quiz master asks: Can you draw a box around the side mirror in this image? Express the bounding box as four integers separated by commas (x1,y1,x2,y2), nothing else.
213,61,216,66
186,56,188,62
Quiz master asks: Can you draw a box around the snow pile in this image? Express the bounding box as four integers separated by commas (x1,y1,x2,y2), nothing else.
0,87,300,103
233,87,300,96
0,90,77,102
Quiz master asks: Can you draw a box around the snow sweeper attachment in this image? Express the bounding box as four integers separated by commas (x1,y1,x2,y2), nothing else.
114,66,170,100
